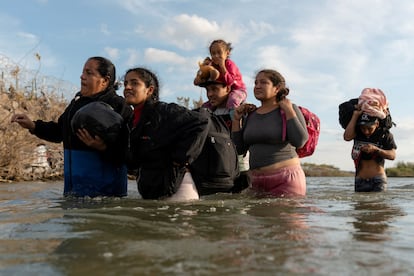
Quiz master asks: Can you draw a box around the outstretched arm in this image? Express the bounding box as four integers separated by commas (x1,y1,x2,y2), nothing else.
11,114,35,132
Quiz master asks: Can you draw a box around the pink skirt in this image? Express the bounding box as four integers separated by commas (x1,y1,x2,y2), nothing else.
249,164,306,197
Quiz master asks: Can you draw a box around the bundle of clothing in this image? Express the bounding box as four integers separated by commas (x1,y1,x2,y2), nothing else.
358,88,389,119
339,88,394,130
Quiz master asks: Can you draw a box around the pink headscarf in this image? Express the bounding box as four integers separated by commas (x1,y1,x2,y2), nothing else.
358,88,389,119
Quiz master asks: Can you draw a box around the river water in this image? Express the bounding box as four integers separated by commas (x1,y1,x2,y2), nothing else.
1,177,413,275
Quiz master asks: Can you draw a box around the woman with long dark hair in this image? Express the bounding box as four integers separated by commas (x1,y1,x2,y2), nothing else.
232,69,308,197
123,67,208,200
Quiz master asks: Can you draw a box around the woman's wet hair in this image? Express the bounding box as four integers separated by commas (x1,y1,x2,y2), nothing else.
124,67,160,102
89,56,118,89
258,69,289,102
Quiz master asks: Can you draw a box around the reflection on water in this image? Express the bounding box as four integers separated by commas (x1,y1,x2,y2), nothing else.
50,197,317,275
351,198,405,242
1,178,414,275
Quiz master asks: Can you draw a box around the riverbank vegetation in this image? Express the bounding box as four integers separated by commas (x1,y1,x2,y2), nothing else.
386,162,414,177
0,56,68,182
0,87,66,182
302,163,354,177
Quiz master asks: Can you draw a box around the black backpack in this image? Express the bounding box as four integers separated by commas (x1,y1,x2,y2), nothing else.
189,108,240,195
71,101,124,145
338,98,395,130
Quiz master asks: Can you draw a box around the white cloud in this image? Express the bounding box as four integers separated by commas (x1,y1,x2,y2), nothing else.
144,48,187,64
157,14,245,51
104,47,120,60
124,48,140,68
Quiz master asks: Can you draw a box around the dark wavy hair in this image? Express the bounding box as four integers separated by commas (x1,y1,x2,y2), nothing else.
124,67,160,103
257,69,289,102
88,56,118,90
124,67,162,128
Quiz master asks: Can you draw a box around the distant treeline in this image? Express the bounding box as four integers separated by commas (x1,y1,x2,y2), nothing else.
386,162,414,177
302,162,414,177
302,163,354,177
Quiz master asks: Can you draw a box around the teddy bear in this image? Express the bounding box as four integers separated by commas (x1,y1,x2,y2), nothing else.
193,57,220,86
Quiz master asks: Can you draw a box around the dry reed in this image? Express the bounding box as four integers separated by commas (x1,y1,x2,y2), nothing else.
0,87,67,182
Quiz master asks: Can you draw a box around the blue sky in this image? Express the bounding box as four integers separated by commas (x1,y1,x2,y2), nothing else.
1,0,413,171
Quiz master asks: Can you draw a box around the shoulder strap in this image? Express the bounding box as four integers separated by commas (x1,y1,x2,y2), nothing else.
280,109,287,141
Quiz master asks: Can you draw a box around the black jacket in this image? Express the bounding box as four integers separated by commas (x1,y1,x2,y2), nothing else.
33,87,133,164
127,102,209,199
31,88,133,197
